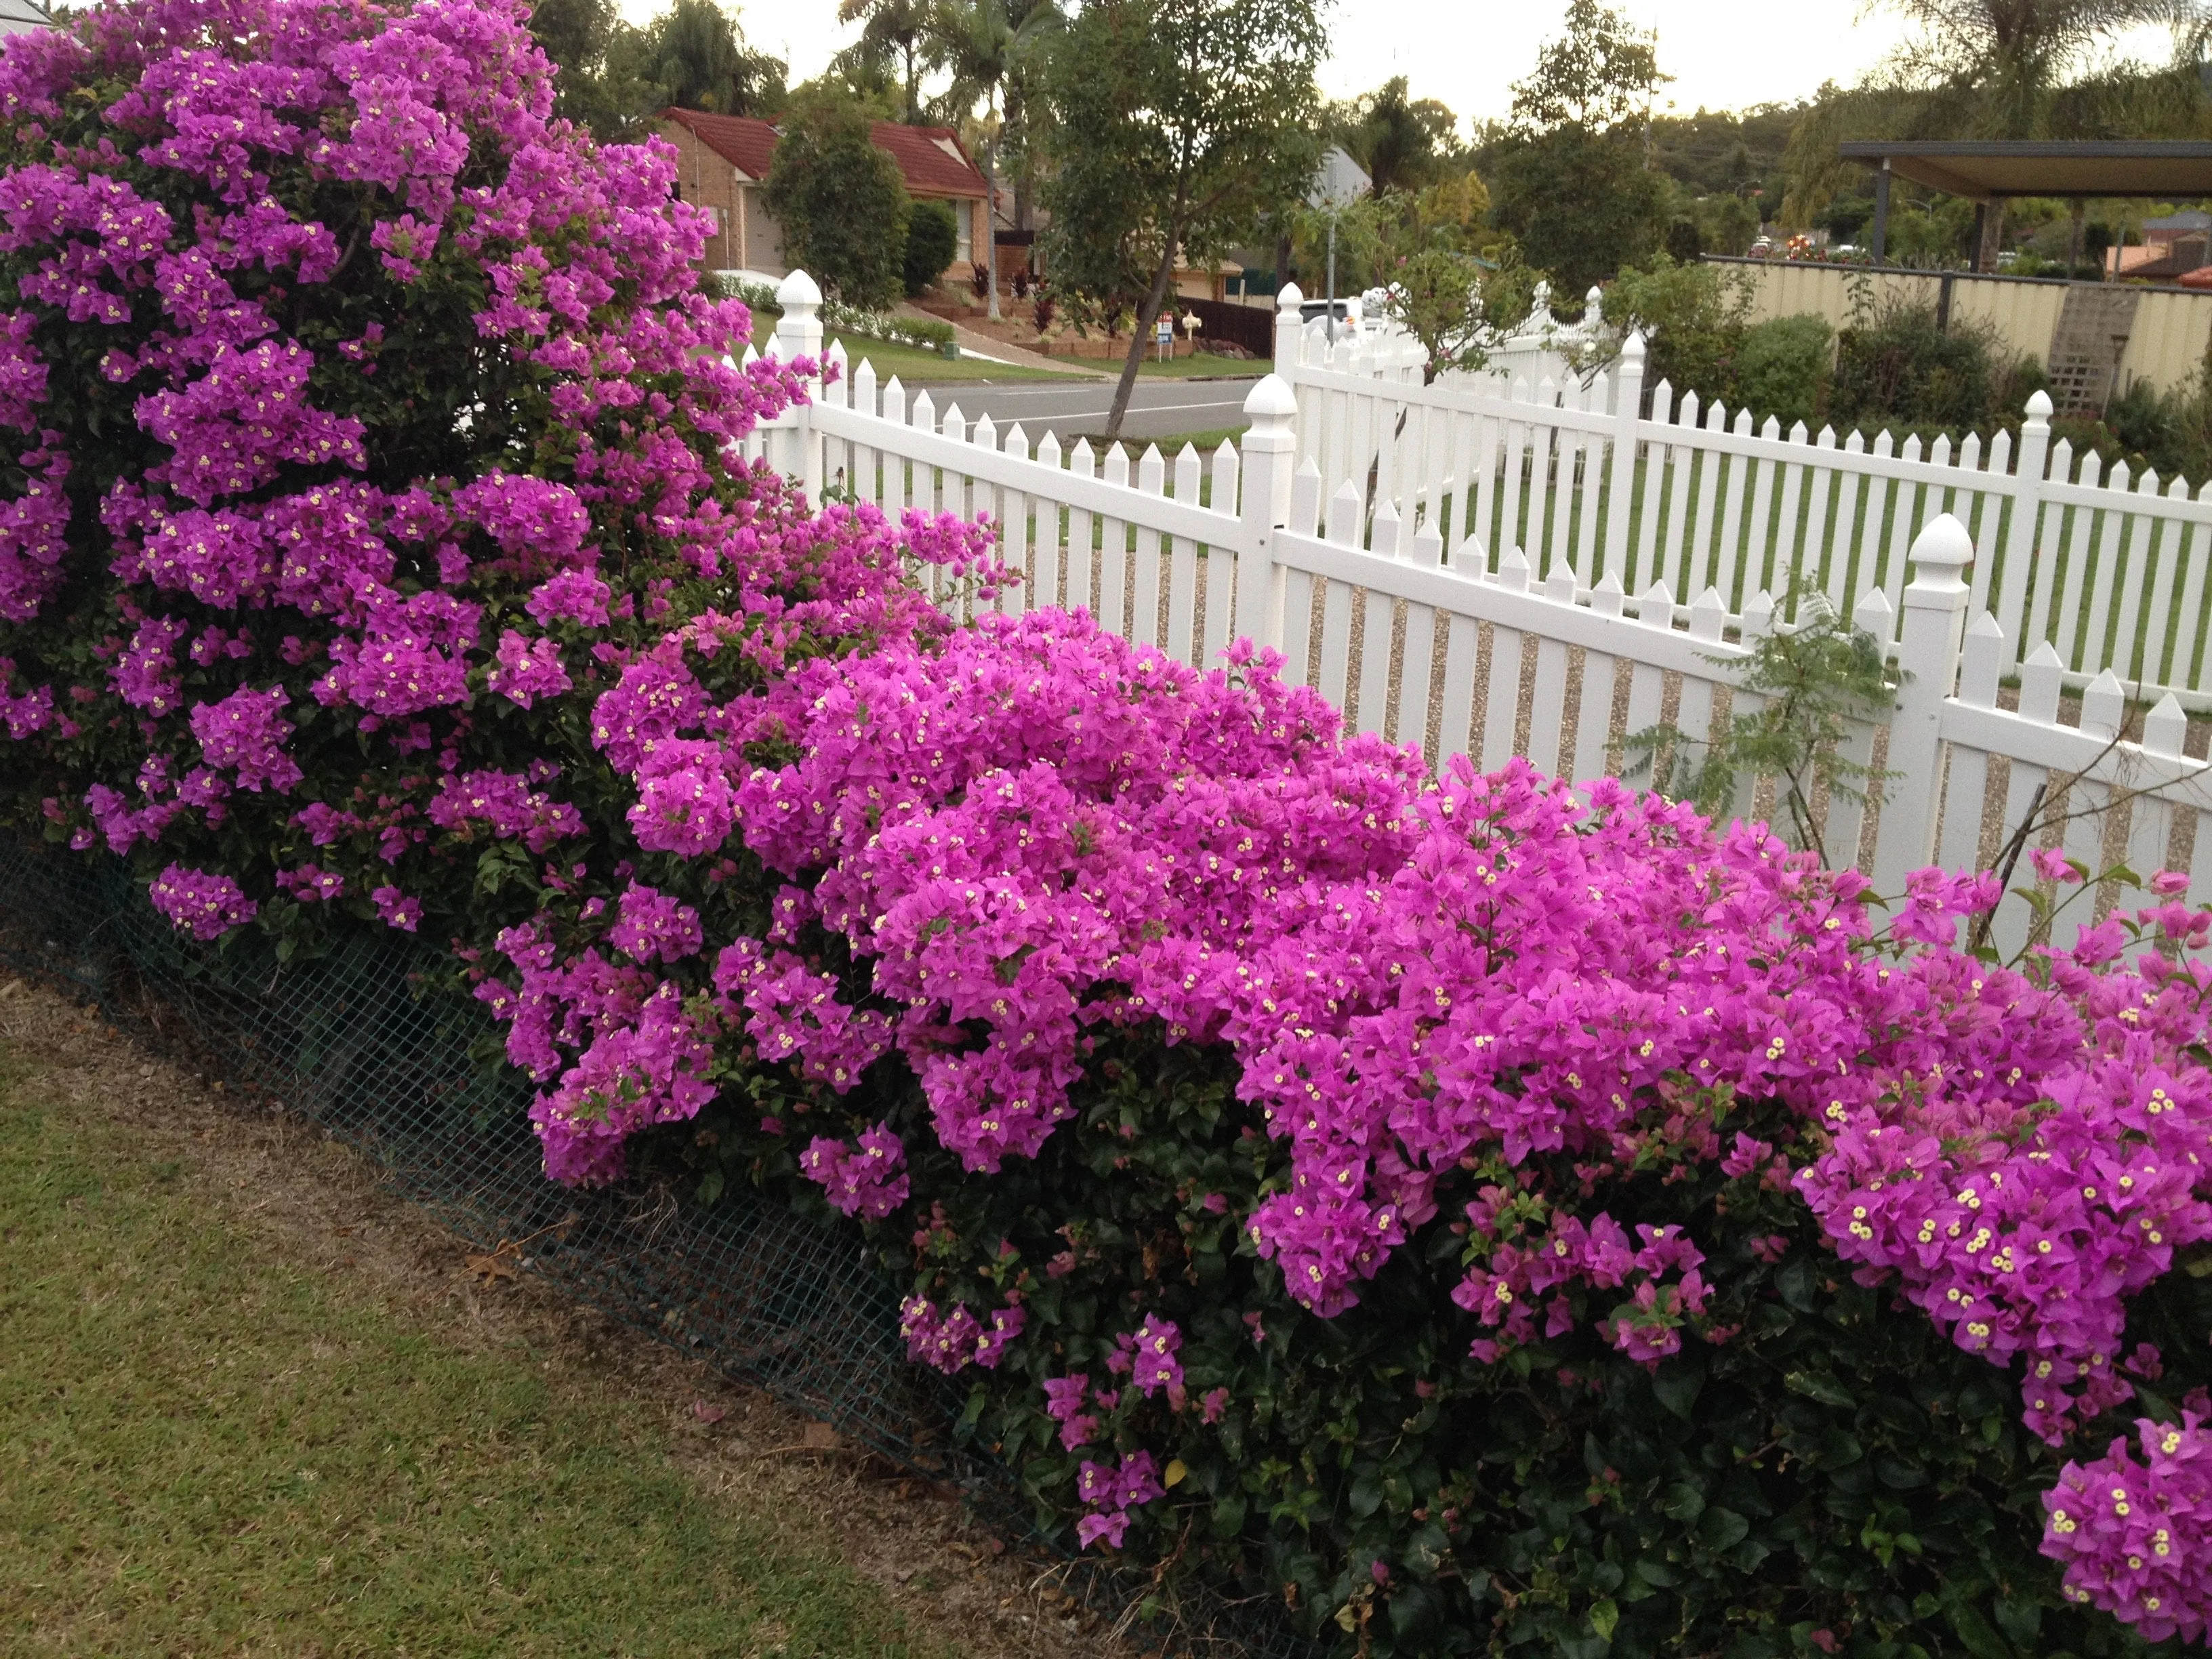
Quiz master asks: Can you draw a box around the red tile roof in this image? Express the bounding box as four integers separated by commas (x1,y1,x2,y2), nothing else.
661,108,777,180
659,108,987,199
866,121,987,199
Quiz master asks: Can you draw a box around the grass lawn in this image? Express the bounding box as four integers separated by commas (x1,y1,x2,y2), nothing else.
1134,352,1266,380
1063,425,1250,465
743,306,1082,386
824,335,1078,385
0,1045,947,1659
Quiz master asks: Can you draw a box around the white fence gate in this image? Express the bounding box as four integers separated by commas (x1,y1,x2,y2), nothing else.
751,270,2212,956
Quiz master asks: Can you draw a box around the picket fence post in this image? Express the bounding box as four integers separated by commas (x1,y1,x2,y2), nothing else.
1236,374,1300,651
1602,331,1646,586
1871,512,1975,895
1273,283,1305,371
771,268,825,502
1992,389,2053,654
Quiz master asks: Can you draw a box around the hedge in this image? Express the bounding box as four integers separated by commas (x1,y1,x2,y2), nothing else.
1,4,2209,1656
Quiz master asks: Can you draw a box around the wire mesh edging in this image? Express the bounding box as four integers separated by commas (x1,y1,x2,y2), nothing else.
0,837,1319,1659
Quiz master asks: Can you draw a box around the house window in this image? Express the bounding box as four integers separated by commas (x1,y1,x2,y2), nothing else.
955,201,972,265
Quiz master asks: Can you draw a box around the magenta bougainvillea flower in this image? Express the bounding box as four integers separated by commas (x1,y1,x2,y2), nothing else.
7,0,2212,1641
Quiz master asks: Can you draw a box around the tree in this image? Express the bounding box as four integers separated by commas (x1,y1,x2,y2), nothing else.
1781,1,2210,232
529,0,781,140
1488,126,1666,304
1511,0,1666,131
837,0,935,124
1485,0,1671,305
903,197,960,294
1281,179,1528,384
1595,252,1753,401
1339,76,1462,194
638,0,784,116
762,94,913,308
527,0,669,140
1041,0,1324,442
927,0,1063,319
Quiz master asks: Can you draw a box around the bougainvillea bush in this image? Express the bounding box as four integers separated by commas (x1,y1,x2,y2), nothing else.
3,4,2212,1657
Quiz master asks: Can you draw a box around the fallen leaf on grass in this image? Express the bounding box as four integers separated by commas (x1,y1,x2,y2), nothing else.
464,1247,520,1284
462,1212,579,1285
691,1399,728,1424
801,1420,839,1450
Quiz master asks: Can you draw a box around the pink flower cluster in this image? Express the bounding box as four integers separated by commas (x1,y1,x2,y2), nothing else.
147,862,255,939
1074,1450,1165,1549
898,1294,1024,1374
629,602,2212,1601
1452,1214,1711,1368
2043,1409,2212,1643
798,1124,909,1219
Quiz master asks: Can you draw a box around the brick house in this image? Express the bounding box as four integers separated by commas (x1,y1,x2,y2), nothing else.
657,107,991,285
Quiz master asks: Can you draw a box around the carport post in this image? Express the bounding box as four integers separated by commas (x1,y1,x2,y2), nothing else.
1870,157,1891,265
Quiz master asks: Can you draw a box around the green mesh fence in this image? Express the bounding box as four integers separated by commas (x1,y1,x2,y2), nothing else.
0,838,1315,1659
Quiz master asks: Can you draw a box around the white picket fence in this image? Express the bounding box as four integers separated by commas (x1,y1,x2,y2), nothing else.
1271,285,2212,716
747,270,2212,954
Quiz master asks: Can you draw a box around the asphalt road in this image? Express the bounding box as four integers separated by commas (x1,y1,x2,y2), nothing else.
907,375,1263,447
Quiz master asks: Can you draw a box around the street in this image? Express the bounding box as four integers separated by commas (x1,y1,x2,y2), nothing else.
904,374,1263,446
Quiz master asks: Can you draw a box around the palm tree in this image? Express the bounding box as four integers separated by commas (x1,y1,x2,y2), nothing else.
838,0,936,124
1784,0,2210,230
927,0,1063,319
640,0,782,117
1882,0,2205,137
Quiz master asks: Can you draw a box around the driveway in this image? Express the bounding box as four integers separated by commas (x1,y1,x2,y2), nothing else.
904,375,1263,447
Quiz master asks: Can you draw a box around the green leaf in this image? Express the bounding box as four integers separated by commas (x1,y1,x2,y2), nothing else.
1784,1369,1855,1409
1589,1597,1620,1643
1694,1506,1749,1551
1946,1599,2016,1659
1349,1464,1385,1519
1660,1481,1706,1521
1652,1351,1705,1419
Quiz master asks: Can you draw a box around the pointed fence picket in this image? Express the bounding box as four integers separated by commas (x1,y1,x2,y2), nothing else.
759,269,2212,944
1263,284,2212,714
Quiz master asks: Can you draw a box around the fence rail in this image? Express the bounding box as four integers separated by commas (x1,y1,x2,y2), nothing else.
749,269,2212,953
1268,285,2212,714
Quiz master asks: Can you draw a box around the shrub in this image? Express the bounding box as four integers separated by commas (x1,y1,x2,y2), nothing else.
1830,298,2007,432
7,6,2212,1657
716,274,956,355
902,199,958,298
1597,253,1749,411
1732,312,1835,430
762,94,912,310
1031,286,1057,335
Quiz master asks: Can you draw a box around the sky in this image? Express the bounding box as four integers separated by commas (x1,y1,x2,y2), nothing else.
625,0,2186,133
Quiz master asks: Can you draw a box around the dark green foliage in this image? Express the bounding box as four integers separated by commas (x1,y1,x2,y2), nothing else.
2048,356,2212,489
901,200,959,298
1830,300,2004,432
634,0,785,117
646,1010,2205,1658
1597,253,1749,408
762,94,912,310
1335,76,1464,194
1733,313,1836,431
1483,0,1670,299
529,0,783,143
1488,125,1668,304
1642,102,1803,201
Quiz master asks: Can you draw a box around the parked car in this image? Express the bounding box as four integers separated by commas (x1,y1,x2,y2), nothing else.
1298,297,1359,327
